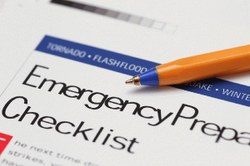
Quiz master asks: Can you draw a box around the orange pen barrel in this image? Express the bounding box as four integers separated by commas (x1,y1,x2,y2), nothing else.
156,45,250,85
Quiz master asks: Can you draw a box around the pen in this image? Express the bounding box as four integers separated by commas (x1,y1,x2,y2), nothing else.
125,45,250,86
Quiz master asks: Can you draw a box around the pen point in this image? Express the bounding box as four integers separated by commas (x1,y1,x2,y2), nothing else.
125,78,133,84
125,76,140,85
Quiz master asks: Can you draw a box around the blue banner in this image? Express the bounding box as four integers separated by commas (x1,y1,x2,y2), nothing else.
36,35,157,76
36,35,250,107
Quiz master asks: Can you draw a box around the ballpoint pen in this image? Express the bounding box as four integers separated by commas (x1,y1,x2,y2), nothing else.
126,45,250,86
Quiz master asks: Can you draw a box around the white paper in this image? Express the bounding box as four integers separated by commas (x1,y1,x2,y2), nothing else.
0,0,249,165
